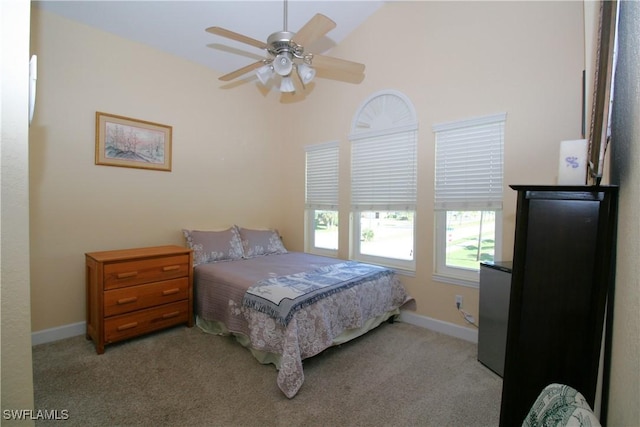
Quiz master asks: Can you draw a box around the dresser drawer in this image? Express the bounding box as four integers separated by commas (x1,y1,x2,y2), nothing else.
103,277,189,317
104,255,189,290
104,301,189,343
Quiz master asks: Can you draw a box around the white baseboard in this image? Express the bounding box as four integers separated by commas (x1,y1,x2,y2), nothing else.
399,310,478,343
32,313,477,346
32,321,86,346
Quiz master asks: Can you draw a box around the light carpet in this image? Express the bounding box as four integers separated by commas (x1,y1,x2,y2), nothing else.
33,321,502,426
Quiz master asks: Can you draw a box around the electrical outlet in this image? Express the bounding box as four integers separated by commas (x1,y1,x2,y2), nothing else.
455,295,463,309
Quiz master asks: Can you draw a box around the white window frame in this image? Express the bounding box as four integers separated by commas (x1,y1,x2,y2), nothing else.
305,141,339,257
433,210,503,287
350,90,418,272
351,210,416,273
432,113,506,287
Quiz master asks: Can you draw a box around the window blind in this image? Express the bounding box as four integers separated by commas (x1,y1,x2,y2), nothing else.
433,113,505,210
305,141,339,209
351,128,417,211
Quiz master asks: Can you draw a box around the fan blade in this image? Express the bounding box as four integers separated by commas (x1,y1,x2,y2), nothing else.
310,54,365,75
206,27,268,50
291,66,304,92
219,61,265,81
292,14,336,47
207,43,265,63
315,67,365,85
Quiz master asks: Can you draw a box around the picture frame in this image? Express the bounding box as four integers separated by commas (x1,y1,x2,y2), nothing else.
587,0,618,185
95,112,172,172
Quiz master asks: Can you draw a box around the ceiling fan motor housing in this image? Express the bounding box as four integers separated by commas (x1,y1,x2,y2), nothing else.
267,31,303,58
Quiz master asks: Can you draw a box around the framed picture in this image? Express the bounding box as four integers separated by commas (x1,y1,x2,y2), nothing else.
95,112,172,171
587,0,619,185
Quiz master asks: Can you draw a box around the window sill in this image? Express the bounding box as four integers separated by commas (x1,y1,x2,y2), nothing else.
432,273,478,289
391,268,416,278
350,255,415,277
308,248,339,258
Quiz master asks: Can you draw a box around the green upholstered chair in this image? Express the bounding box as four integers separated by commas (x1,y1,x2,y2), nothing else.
522,383,601,427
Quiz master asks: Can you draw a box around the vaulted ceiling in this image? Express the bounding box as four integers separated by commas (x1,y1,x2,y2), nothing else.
34,1,385,76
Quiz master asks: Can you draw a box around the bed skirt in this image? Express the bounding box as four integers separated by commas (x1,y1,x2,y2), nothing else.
196,308,400,369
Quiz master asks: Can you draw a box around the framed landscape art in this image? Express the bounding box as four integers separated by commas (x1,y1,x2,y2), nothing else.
95,112,172,171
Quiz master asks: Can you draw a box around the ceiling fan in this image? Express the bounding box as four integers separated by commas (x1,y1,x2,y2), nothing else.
205,0,365,93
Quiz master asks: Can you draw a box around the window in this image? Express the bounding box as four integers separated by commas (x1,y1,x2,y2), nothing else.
350,91,418,271
433,113,506,286
305,142,339,255
355,210,414,261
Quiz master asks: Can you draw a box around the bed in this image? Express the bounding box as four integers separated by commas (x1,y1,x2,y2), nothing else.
184,226,414,398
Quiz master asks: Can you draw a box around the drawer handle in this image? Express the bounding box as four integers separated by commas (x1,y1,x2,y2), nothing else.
117,322,138,331
116,271,138,279
162,288,180,296
162,265,180,272
162,311,180,319
117,296,138,305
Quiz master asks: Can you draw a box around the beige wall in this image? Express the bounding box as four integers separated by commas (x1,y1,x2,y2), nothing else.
29,0,586,330
29,0,586,337
279,1,586,326
29,8,290,331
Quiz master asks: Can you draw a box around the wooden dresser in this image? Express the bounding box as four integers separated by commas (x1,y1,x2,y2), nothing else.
85,245,193,354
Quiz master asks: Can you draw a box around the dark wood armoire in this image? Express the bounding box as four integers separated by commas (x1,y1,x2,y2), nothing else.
499,185,618,427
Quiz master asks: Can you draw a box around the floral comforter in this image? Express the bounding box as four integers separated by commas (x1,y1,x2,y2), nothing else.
194,252,413,398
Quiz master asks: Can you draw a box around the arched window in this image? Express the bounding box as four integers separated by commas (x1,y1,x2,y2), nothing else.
350,90,418,271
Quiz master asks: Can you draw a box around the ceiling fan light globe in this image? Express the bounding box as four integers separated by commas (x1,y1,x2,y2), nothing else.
256,64,274,85
273,53,293,76
297,63,316,85
280,76,295,93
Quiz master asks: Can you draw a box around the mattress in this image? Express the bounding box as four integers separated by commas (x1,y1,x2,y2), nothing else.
194,252,413,397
